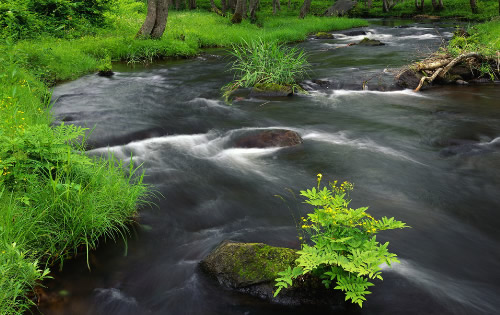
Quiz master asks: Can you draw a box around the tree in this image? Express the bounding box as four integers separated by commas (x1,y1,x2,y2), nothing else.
188,0,197,9
249,0,260,22
232,0,245,23
431,0,444,10
273,0,281,15
415,0,424,11
137,0,169,39
470,0,478,13
299,0,312,18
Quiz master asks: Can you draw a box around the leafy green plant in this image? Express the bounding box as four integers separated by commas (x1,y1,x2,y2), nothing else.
0,241,50,314
275,175,409,307
222,38,310,101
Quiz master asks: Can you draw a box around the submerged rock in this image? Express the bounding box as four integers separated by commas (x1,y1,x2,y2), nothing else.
234,129,303,148
200,241,343,306
314,32,335,39
343,30,367,36
97,70,114,77
249,83,294,98
358,38,385,46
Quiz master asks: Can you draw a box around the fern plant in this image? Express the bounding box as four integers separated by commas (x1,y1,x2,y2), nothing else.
275,175,408,307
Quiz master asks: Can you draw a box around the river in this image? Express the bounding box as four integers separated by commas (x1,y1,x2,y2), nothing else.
39,19,500,315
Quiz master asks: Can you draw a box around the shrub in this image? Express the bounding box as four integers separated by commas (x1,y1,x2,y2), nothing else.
275,175,409,307
222,38,310,101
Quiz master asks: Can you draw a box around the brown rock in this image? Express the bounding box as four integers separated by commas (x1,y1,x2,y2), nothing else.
235,129,303,148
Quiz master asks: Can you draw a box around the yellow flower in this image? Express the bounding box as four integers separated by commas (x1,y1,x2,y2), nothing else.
317,173,322,180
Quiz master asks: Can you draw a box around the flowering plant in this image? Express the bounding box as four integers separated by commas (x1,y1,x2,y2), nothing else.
274,175,408,307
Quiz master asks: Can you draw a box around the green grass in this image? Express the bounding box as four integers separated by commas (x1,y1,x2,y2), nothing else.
222,39,310,99
351,0,499,21
448,18,500,57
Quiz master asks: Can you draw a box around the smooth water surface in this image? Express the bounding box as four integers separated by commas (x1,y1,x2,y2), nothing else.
41,20,500,315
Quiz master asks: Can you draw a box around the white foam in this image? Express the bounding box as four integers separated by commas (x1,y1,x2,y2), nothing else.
385,259,498,314
303,131,425,165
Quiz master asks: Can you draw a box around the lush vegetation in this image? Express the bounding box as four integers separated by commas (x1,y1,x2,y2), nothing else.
352,0,499,21
0,51,148,312
222,39,310,100
275,175,408,307
448,17,500,58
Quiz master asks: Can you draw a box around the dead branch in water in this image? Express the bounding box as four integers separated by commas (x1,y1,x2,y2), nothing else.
414,52,482,92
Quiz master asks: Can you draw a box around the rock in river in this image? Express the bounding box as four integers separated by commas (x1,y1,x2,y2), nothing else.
200,241,343,306
358,37,385,46
234,129,303,148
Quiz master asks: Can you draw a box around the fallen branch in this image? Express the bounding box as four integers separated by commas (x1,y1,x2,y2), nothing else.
414,67,443,92
414,52,482,92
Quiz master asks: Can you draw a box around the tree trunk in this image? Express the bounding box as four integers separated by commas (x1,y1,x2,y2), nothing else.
222,0,227,13
431,0,443,10
383,0,389,12
210,0,225,15
470,0,478,13
415,0,424,11
299,0,312,18
137,0,169,39
228,0,237,12
273,0,281,14
175,0,181,10
188,0,196,9
243,0,247,18
232,0,245,23
288,0,291,9
249,0,259,22
367,0,373,9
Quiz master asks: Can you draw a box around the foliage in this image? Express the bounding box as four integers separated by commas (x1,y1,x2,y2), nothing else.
0,0,113,40
222,39,310,100
275,175,408,307
351,0,498,21
0,46,148,313
0,242,50,314
448,18,500,58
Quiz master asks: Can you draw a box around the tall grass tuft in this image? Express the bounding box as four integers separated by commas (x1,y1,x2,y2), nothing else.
222,39,310,100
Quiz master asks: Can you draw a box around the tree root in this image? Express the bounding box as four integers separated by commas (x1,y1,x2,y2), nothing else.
414,52,482,92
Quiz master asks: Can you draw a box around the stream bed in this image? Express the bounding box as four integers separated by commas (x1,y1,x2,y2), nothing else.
39,19,500,315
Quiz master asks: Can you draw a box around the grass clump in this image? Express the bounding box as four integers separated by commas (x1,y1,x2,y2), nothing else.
222,39,310,100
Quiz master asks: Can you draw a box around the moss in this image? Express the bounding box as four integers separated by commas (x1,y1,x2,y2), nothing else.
232,244,298,283
253,83,293,93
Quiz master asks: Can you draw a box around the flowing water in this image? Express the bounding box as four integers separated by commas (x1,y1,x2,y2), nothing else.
40,20,500,315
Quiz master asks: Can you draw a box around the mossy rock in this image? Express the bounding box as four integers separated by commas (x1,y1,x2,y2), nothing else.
200,240,298,288
249,83,293,98
200,241,343,306
315,32,334,39
358,37,385,46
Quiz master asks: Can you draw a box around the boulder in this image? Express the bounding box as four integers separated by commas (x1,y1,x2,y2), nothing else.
323,0,357,17
97,70,114,77
200,241,343,306
395,68,423,89
249,83,293,98
234,129,303,148
343,30,367,36
358,38,385,46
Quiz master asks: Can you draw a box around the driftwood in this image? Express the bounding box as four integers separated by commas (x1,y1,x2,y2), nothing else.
414,53,482,92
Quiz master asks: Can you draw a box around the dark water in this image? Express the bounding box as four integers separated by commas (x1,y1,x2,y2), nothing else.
41,20,500,315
